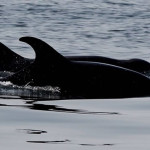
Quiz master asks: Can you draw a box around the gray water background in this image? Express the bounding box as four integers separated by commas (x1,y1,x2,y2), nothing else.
1,0,150,59
1,0,150,149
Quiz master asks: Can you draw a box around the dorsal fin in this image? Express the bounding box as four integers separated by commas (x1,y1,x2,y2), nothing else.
19,37,70,66
0,42,31,72
0,42,23,59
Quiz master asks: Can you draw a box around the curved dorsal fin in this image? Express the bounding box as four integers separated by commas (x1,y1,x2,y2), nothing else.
19,37,70,66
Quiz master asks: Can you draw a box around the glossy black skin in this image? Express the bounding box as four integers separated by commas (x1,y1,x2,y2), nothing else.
0,42,150,75
2,37,150,99
69,56,150,75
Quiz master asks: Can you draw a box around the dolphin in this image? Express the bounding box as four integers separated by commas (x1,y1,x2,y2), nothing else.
0,42,31,72
1,36,150,99
69,56,150,75
0,42,150,75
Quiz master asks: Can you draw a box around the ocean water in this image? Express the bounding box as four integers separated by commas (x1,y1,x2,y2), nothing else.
1,0,150,149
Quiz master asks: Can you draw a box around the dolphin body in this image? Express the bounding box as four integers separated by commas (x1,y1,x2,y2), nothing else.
1,36,150,99
0,42,150,75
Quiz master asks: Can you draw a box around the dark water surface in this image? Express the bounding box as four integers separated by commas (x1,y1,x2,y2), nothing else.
0,0,150,149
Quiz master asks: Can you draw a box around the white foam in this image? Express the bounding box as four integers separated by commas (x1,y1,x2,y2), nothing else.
0,81,61,99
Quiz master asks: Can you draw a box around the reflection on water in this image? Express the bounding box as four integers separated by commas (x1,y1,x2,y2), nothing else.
1,96,150,149
17,129,47,134
0,95,118,148
17,127,115,147
27,139,71,144
0,95,120,115
27,139,114,147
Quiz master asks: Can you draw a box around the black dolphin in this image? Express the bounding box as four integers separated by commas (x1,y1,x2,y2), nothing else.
2,36,150,99
69,56,150,75
0,42,150,75
0,42,31,72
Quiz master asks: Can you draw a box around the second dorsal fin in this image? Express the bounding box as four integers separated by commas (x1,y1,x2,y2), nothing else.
0,42,31,72
0,42,25,61
19,37,70,67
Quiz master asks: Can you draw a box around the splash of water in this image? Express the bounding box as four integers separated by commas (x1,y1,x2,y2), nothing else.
0,81,61,100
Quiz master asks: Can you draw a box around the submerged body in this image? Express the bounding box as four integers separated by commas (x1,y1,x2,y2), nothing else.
69,56,150,75
1,37,150,99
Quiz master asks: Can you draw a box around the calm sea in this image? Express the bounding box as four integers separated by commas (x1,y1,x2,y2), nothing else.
0,0,150,149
